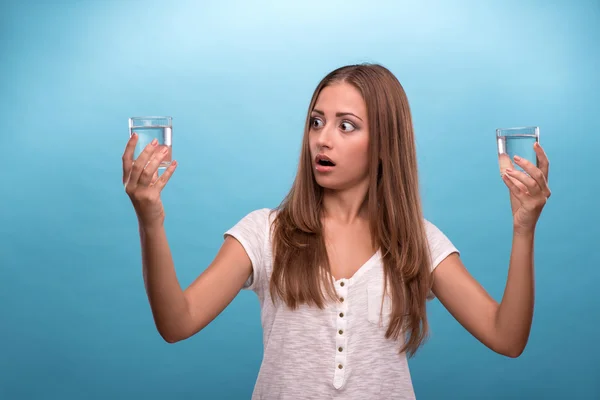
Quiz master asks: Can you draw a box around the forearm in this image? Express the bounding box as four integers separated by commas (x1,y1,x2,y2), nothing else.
495,230,535,356
139,222,191,342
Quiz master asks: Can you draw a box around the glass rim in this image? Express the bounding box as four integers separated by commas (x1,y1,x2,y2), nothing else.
129,116,172,121
129,116,172,128
496,126,539,137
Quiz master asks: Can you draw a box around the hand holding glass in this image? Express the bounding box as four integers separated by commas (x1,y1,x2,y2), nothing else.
129,116,173,170
497,126,539,175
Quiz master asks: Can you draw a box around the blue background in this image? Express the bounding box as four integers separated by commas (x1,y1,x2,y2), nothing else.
1,0,598,398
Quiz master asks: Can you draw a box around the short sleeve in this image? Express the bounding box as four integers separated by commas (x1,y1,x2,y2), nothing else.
223,208,271,292
424,219,460,300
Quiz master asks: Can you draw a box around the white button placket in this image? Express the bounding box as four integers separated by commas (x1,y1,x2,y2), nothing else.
333,279,349,389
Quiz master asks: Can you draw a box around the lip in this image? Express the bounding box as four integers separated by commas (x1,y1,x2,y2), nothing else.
315,163,335,173
314,154,336,173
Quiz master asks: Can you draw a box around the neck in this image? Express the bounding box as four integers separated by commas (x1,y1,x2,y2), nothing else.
321,180,369,224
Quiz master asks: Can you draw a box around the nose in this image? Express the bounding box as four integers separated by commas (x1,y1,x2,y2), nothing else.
315,123,334,149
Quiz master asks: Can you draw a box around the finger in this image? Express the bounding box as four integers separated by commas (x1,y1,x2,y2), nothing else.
504,168,540,195
139,146,169,186
513,155,548,193
153,160,178,191
502,173,527,201
129,138,160,186
534,142,550,181
122,133,139,184
498,153,514,176
501,168,527,192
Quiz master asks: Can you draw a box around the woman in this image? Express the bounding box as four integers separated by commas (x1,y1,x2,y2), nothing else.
122,64,551,399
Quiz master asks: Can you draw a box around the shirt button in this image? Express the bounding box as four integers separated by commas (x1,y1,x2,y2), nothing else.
338,329,343,335
340,281,345,287
340,297,344,302
338,347,343,352
339,312,344,318
338,364,343,369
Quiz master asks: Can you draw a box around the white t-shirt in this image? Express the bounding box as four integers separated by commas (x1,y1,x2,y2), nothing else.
224,208,459,399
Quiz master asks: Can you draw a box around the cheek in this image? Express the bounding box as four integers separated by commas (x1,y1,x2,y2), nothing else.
307,133,315,155
308,131,318,149
349,138,370,164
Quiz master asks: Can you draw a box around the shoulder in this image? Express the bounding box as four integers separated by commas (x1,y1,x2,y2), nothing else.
422,218,460,268
223,208,275,292
241,207,274,223
423,218,447,240
224,208,277,240
423,218,456,242
233,207,275,225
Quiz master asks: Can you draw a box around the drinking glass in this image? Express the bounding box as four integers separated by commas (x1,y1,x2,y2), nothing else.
129,116,173,169
496,126,539,174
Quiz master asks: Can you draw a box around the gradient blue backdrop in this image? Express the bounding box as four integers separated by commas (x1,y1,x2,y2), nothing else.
1,0,598,399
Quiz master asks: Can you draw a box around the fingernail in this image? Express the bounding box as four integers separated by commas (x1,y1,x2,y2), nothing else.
506,168,513,173
151,138,158,146
514,155,521,161
161,146,168,154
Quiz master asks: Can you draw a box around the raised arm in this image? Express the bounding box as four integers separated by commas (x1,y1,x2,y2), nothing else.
123,134,253,343
140,227,252,343
140,226,253,343
432,243,532,358
431,143,551,357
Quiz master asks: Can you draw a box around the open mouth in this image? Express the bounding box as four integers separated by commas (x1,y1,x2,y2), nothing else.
315,154,336,168
317,159,336,167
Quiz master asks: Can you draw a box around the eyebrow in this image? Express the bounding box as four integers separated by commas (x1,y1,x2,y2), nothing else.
312,108,363,122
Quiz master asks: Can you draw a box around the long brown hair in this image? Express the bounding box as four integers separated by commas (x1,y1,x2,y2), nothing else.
269,63,432,357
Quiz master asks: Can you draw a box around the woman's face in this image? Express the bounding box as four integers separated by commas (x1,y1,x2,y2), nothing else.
309,82,370,191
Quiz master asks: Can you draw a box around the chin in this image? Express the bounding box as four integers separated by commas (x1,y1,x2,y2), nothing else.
314,175,351,191
314,170,370,192
314,175,337,189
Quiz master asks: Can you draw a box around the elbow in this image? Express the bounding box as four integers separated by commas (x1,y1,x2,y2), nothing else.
162,334,181,344
497,341,528,358
503,347,524,358
492,319,530,358
158,328,189,344
155,307,198,344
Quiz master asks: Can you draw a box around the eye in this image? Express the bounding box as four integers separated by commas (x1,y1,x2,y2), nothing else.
310,117,324,129
340,121,356,132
